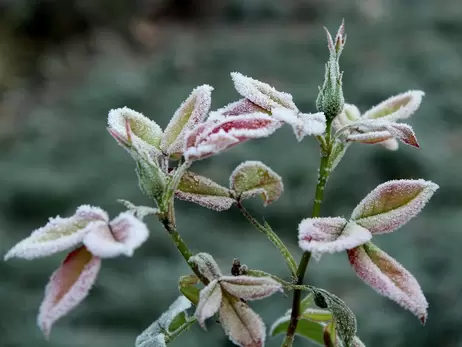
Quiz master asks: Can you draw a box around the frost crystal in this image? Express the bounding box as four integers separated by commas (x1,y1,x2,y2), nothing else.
231,72,298,111
362,90,425,122
107,107,163,157
230,161,283,206
351,179,439,234
184,113,283,161
272,107,326,141
161,85,213,156
298,218,372,258
4,205,108,260
348,243,428,323
38,246,101,337
175,171,235,211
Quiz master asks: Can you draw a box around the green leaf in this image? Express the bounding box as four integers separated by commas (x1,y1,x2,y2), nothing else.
179,275,200,306
302,308,333,323
313,288,357,347
270,316,325,346
168,312,188,332
323,320,337,347
230,161,283,206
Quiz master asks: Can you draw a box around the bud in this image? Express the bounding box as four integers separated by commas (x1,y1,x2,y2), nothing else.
316,21,346,121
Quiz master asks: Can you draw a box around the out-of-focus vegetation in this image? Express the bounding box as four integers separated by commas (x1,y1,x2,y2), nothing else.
1,1,461,346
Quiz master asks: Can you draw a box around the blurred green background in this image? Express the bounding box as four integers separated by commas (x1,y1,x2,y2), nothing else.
0,0,461,346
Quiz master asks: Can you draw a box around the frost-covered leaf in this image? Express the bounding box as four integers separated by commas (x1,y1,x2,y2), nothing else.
352,336,366,347
83,213,149,258
348,243,428,323
327,141,350,172
184,114,282,161
312,288,357,347
219,295,266,347
272,107,326,140
362,91,424,122
179,275,201,305
161,85,213,155
298,218,371,258
230,161,283,206
195,279,223,328
38,246,101,337
189,253,222,281
378,138,399,151
347,130,393,144
384,122,419,148
332,104,361,131
219,275,282,300
351,179,439,234
4,205,107,260
117,199,159,220
270,315,324,346
136,296,192,347
175,171,235,211
108,107,163,157
211,99,267,119
231,72,298,111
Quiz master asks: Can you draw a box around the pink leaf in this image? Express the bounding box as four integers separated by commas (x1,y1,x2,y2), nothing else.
38,246,101,337
184,114,282,161
83,213,149,258
272,107,326,140
4,205,108,260
108,107,163,157
219,296,266,347
211,99,267,119
362,90,424,122
231,72,298,111
219,276,282,300
348,243,428,323
230,161,283,206
175,171,235,211
161,85,213,155
347,130,393,144
195,279,223,329
351,179,439,234
298,218,371,258
384,122,420,148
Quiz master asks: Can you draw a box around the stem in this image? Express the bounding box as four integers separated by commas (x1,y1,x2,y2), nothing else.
282,121,334,347
237,202,298,277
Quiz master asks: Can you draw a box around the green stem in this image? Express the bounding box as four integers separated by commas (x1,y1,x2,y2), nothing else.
282,121,334,347
237,202,298,277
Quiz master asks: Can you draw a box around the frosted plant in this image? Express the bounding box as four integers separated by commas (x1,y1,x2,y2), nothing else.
4,21,438,347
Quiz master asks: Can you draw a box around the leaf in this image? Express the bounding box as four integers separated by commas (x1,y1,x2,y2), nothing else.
327,141,350,172
188,253,222,281
352,336,366,347
348,242,428,323
350,179,439,234
312,288,357,347
272,107,326,140
362,90,424,122
107,107,163,157
175,171,235,211
4,205,108,260
219,275,282,300
161,85,213,155
332,103,361,131
117,199,159,220
195,279,223,328
136,296,192,347
83,213,149,258
230,161,283,206
230,72,298,111
38,246,101,337
383,122,419,148
219,295,266,347
298,218,371,258
347,130,393,144
269,315,324,346
212,98,267,118
378,138,399,151
184,113,283,161
179,275,201,305
323,320,337,347
302,308,333,323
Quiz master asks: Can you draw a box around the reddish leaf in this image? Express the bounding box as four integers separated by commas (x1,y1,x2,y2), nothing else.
38,246,101,337
348,243,428,323
219,276,282,300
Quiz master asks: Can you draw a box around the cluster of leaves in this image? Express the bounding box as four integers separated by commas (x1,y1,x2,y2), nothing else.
3,21,439,347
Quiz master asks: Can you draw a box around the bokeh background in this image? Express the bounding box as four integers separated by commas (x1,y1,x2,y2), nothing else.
1,0,461,346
